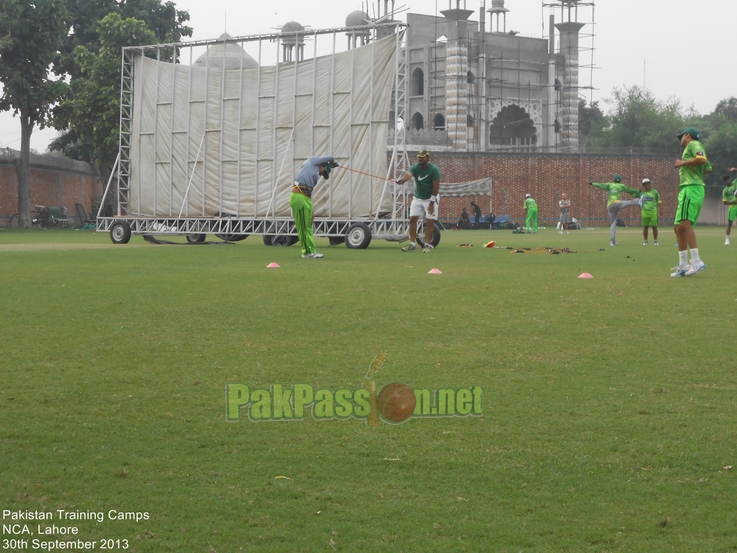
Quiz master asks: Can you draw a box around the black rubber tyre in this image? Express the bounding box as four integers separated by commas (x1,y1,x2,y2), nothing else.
417,224,442,248
186,234,206,243
263,235,298,246
110,220,132,244
345,222,372,249
215,233,248,242
9,214,19,228
329,236,346,246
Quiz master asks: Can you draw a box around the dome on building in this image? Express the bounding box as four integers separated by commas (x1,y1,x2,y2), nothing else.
489,0,509,14
281,21,305,46
193,33,258,69
346,10,370,27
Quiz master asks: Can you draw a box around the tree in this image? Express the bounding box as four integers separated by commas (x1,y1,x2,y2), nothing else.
705,97,737,180
0,0,71,227
51,13,158,170
51,0,191,172
578,98,607,145
599,86,685,150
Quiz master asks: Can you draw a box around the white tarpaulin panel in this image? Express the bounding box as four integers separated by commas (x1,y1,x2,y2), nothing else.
129,35,398,218
440,178,492,197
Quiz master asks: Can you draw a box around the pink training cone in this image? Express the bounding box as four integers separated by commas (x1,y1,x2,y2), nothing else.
428,268,443,274
578,272,593,278
267,262,280,268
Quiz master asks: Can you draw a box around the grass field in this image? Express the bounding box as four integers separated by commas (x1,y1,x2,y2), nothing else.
1,226,736,552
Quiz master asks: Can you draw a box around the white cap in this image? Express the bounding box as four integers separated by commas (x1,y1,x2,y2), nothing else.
642,178,651,184
525,194,531,198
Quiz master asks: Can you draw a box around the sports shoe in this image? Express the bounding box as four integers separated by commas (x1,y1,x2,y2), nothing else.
610,241,618,247
422,244,434,253
685,260,706,276
643,240,648,246
726,237,731,245
654,240,659,246
670,265,688,277
302,252,324,259
401,243,417,252
566,230,570,234
559,230,563,234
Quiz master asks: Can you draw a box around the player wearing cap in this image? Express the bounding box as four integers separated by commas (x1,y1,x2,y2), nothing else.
290,155,338,259
589,175,641,246
671,127,711,276
523,194,538,233
722,171,737,245
639,178,662,246
396,149,441,253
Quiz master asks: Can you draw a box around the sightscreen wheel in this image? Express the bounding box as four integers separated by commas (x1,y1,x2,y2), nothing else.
329,236,346,246
9,214,19,228
263,235,298,246
110,220,132,244
417,224,441,248
215,233,248,242
186,234,206,243
345,222,372,249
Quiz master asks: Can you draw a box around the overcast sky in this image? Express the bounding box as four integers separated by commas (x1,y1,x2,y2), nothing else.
1,0,733,152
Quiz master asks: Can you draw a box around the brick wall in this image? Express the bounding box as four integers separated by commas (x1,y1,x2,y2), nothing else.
1,150,102,226
428,151,682,227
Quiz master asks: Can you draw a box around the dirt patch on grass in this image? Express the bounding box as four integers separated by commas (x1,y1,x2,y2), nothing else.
0,243,141,252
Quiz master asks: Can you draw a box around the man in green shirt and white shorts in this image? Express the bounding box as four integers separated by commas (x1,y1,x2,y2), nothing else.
722,171,737,245
639,178,661,246
396,149,441,253
671,127,710,277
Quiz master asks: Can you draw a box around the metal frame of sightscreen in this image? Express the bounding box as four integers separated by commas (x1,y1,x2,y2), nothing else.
97,23,414,244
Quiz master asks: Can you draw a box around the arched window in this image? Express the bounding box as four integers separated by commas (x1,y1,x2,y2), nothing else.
489,105,536,146
412,112,424,130
411,68,424,97
467,70,475,84
433,113,445,131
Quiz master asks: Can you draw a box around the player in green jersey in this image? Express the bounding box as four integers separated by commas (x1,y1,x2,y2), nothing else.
722,171,737,245
671,127,710,277
396,149,441,253
589,175,641,246
523,194,538,233
639,178,662,246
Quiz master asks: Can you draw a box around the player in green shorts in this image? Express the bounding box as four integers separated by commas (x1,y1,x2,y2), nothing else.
639,178,661,246
671,127,710,277
589,175,641,246
722,172,737,245
523,194,538,233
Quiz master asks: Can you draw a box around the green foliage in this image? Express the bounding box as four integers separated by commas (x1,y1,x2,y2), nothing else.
51,0,191,165
577,98,607,143
2,229,737,551
705,122,737,179
0,0,71,128
595,86,685,150
51,14,157,165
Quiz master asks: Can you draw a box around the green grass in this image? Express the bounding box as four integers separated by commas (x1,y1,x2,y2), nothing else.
1,226,736,552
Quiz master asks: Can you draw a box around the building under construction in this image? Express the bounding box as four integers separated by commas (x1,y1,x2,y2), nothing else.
367,0,595,153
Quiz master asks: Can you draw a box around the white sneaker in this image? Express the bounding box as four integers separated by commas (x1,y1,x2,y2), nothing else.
302,252,324,259
422,244,434,253
610,241,618,247
558,231,563,234
726,237,731,245
654,241,659,246
643,241,648,246
566,231,570,234
685,260,706,276
670,265,688,277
